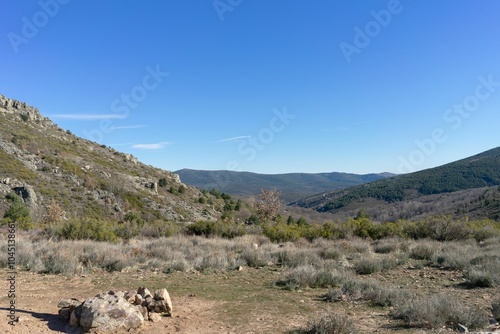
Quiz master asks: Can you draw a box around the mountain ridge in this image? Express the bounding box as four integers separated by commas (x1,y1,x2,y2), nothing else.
292,146,500,221
175,168,395,203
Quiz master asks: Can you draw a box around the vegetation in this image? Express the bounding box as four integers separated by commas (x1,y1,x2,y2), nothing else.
300,147,500,215
176,168,391,203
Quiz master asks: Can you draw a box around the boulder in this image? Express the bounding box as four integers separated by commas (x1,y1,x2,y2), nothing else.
57,298,82,309
79,291,144,332
149,312,162,323
58,308,71,321
137,287,152,298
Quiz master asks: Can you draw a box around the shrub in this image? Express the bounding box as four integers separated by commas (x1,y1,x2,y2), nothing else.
492,299,500,321
279,265,350,289
263,222,303,243
391,294,488,329
57,218,119,242
3,193,33,230
464,255,500,287
409,242,439,261
325,279,410,307
354,258,382,275
354,256,400,275
422,216,471,241
297,313,355,334
373,238,401,254
158,178,167,187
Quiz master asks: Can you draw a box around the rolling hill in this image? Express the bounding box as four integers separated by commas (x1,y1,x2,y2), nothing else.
292,147,500,221
175,169,395,203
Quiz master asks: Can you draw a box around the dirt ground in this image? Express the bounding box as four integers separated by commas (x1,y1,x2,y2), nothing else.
1,266,499,334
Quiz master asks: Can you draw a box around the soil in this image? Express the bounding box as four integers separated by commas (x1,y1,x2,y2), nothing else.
0,266,499,334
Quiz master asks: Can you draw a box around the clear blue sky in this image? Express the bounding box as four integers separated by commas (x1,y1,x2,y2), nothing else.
2,1,500,174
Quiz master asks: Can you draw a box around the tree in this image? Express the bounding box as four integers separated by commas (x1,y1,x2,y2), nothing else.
42,199,65,224
254,188,282,222
3,192,33,230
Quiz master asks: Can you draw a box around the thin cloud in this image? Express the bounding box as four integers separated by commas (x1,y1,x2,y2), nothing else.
50,113,127,121
216,135,251,143
109,125,146,130
131,141,172,150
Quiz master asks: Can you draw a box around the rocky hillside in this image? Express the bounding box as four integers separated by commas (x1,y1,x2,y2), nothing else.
0,93,224,227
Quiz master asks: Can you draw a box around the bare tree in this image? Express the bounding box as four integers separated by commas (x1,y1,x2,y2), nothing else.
254,188,282,222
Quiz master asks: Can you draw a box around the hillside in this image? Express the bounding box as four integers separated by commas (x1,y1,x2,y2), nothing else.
0,93,225,229
175,169,394,203
293,147,500,221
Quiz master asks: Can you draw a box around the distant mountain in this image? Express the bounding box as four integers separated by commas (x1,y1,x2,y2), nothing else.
175,169,395,203
292,147,500,221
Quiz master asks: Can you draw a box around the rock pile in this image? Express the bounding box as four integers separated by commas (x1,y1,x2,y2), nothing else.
58,287,172,333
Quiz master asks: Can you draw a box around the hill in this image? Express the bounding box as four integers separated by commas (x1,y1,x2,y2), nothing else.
175,169,394,203
0,93,225,231
292,147,500,221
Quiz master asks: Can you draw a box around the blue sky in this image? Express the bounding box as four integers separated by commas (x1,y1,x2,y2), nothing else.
1,1,500,174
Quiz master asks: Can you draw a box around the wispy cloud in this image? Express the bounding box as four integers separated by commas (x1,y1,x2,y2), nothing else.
216,135,251,143
50,113,127,121
110,125,146,130
131,141,172,150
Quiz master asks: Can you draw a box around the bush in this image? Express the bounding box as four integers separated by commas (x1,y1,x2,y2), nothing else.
325,279,410,307
57,218,119,242
279,265,350,289
409,242,439,261
296,313,355,334
354,256,400,275
263,222,303,243
391,294,488,329
464,255,500,287
492,299,500,321
186,220,246,239
3,193,33,230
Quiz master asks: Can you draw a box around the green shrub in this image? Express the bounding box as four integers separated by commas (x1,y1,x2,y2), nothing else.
186,220,245,239
3,193,33,230
263,222,303,243
57,218,119,242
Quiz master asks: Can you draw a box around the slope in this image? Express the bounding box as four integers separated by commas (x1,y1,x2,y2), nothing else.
293,146,500,218
0,93,224,227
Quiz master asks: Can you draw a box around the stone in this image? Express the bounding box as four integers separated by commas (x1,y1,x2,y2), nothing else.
138,287,152,298
148,312,162,323
69,305,82,327
136,305,148,319
147,300,172,315
58,308,71,321
154,288,172,315
57,298,82,309
457,323,468,333
134,294,144,305
79,292,144,332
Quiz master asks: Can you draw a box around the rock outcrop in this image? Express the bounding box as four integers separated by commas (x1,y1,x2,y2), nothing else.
58,287,172,332
0,93,53,125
